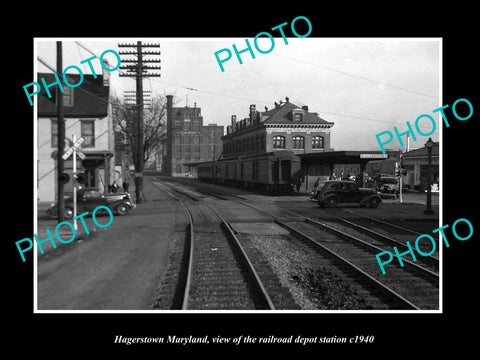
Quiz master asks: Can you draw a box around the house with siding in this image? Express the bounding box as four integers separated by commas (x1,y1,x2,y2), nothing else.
37,72,115,203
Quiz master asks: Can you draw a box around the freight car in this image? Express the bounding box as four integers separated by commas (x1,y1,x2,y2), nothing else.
197,151,301,194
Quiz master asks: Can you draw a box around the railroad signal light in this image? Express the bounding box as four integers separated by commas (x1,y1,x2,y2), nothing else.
58,173,70,184
74,173,87,184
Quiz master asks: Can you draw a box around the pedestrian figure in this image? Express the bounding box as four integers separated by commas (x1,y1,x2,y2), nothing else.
110,181,119,193
314,177,320,189
296,177,303,193
122,180,129,193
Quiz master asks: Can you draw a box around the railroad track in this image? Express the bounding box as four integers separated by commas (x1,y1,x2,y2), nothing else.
321,216,439,273
159,183,275,310
339,209,440,259
238,202,439,310
154,179,439,310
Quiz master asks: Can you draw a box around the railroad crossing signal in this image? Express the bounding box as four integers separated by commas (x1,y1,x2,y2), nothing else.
62,137,86,160
62,134,85,230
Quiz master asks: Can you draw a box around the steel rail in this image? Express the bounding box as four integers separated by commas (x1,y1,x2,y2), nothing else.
152,183,196,310
274,220,421,310
206,205,276,310
229,201,421,310
303,217,439,282
178,198,195,310
165,184,276,310
342,209,423,235
332,216,440,268
157,180,434,310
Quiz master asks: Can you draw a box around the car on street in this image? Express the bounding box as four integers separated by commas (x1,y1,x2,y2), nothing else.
47,187,136,218
376,176,398,195
310,180,382,208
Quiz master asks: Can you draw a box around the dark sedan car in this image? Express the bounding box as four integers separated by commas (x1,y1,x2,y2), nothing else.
47,188,136,218
310,180,381,208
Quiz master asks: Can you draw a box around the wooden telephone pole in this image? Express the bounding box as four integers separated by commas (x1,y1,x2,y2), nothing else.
57,41,66,222
118,41,161,203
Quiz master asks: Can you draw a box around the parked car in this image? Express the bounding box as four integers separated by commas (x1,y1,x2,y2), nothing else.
310,180,381,208
376,176,398,195
47,187,136,218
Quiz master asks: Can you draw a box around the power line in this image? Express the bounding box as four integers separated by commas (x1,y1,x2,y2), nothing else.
271,53,439,99
147,77,436,129
37,44,433,129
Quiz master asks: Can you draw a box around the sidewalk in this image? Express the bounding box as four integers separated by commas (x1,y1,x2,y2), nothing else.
34,178,178,256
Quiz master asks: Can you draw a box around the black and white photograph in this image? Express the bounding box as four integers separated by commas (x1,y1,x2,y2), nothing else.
33,37,441,312
6,6,478,355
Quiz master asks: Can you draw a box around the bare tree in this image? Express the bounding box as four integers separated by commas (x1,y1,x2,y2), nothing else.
111,93,171,201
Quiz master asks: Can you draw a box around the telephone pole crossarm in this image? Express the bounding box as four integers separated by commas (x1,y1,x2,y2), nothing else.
117,41,161,203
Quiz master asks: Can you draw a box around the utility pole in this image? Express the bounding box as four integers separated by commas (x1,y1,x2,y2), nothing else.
57,41,65,222
118,41,161,203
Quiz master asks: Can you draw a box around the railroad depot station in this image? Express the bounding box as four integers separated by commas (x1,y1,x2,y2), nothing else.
180,98,439,192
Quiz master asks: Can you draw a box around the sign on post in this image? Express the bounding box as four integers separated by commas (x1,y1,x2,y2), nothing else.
62,137,85,160
62,135,85,230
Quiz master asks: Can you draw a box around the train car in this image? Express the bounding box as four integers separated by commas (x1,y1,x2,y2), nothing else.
196,151,301,194
197,161,215,180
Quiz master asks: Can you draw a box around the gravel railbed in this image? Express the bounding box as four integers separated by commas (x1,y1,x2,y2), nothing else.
295,220,439,309
246,233,373,310
188,227,262,310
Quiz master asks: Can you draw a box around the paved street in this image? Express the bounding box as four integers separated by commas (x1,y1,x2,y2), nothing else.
36,179,184,310
395,191,439,206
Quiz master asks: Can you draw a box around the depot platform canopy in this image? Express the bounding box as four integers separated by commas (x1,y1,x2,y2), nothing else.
298,150,388,166
298,150,390,178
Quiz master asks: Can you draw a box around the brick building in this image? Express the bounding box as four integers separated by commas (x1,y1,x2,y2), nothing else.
161,103,224,175
222,98,334,158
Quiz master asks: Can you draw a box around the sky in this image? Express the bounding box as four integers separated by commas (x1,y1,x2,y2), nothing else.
35,37,441,152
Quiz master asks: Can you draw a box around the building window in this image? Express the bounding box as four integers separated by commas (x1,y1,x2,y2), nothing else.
292,136,305,149
51,119,58,148
81,120,95,147
293,112,303,122
63,87,74,106
193,120,200,131
55,87,74,106
174,118,182,130
272,136,285,149
312,135,324,149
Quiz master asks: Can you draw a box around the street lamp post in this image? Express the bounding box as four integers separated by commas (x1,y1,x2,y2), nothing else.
424,137,434,215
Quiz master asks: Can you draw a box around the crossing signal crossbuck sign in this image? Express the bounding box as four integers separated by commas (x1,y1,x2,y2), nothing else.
63,137,86,160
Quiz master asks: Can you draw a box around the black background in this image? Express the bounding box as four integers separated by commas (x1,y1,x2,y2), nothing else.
6,4,478,355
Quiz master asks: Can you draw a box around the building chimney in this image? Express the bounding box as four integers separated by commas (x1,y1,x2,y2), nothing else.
249,104,256,124
302,105,309,111
164,95,173,176
231,115,237,129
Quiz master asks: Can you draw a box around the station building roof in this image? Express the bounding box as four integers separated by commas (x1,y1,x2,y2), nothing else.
262,101,334,126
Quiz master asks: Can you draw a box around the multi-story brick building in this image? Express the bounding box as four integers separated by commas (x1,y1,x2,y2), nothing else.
222,98,334,158
161,103,224,175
